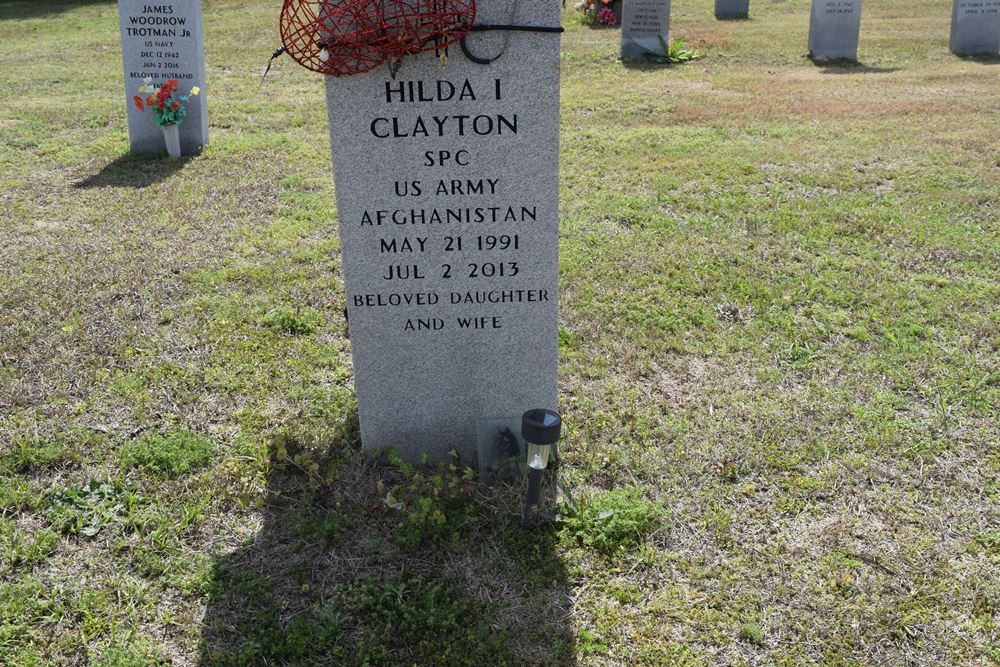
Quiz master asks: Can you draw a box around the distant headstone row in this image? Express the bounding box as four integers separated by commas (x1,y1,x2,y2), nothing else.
617,0,999,60
115,0,999,159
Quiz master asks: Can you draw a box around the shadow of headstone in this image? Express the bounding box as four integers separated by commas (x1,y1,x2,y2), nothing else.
74,153,192,189
198,418,576,666
807,57,901,74
953,53,1000,65
620,58,682,70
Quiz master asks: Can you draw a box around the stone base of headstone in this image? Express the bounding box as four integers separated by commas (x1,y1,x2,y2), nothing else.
715,0,750,19
118,0,208,156
807,0,862,62
621,0,672,60
950,0,1000,55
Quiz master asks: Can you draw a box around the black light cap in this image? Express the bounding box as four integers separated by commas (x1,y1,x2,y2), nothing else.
521,408,561,445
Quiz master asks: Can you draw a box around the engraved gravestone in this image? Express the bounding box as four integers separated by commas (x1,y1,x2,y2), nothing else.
715,0,749,19
118,0,208,155
324,1,561,462
621,0,671,60
950,0,1000,55
808,0,862,61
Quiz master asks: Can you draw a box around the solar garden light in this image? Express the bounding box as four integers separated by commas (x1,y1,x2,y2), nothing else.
521,408,562,529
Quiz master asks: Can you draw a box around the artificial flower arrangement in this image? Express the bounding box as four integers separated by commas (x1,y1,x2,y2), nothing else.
133,78,200,127
576,0,620,25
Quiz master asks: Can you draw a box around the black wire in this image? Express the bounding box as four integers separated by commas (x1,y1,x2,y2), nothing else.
469,24,565,33
259,46,286,87
461,24,564,64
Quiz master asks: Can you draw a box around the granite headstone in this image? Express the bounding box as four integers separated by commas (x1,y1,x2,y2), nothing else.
715,0,750,19
118,0,208,155
324,1,561,462
621,0,672,60
950,0,1000,55
808,0,862,62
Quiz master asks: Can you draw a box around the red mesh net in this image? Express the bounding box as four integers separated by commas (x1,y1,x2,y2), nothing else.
280,0,477,76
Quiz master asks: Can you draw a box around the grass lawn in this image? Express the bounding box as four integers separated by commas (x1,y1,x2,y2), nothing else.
1,0,998,664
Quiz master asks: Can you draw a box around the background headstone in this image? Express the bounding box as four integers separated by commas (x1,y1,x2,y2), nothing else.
324,2,561,462
715,0,750,19
808,0,862,61
950,0,1000,55
621,0,672,60
118,0,208,155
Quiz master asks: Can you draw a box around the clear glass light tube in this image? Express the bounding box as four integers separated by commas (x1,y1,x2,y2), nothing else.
526,442,551,470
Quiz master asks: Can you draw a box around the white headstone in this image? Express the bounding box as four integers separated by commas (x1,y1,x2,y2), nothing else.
808,0,862,62
118,0,208,155
950,0,1000,55
715,0,750,19
621,0,671,60
324,2,561,462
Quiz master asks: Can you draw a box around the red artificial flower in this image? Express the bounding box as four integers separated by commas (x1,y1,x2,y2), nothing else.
146,96,154,106
133,96,144,111
171,101,180,111
597,5,617,23
167,79,179,90
157,101,165,109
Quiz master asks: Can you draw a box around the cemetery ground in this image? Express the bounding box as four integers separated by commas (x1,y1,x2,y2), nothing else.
1,0,998,665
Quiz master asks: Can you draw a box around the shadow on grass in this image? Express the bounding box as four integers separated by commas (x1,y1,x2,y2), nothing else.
621,58,697,71
808,57,901,74
199,417,576,666
0,0,114,21
952,53,1000,65
74,153,192,189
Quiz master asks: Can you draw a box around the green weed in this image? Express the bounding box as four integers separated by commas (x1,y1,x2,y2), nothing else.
351,575,514,665
0,519,58,570
45,479,140,537
559,486,662,555
646,36,701,64
262,306,324,335
120,430,215,479
578,628,610,656
0,435,72,473
380,450,478,551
